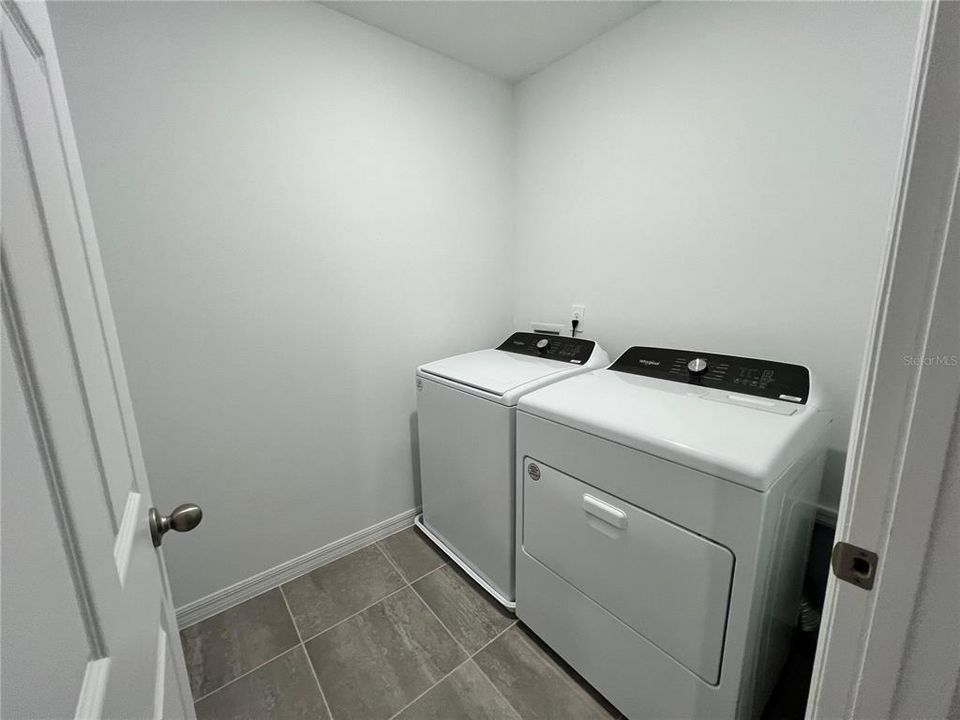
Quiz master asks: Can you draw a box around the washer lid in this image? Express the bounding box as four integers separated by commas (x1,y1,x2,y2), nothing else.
518,369,830,491
419,349,571,398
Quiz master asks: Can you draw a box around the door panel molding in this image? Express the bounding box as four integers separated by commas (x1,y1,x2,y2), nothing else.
1,32,122,532
1,251,107,658
1,1,43,60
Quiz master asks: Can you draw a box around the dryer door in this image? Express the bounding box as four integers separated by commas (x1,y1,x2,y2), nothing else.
522,459,734,684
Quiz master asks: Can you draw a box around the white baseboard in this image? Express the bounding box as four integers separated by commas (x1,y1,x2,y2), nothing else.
176,507,419,629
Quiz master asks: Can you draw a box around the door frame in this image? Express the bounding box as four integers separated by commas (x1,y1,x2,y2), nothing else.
807,1,960,717
5,2,196,714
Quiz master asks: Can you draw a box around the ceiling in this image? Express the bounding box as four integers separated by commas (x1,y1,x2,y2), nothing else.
322,1,652,82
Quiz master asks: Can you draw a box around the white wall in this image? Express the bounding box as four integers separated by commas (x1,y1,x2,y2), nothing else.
50,0,925,608
512,1,922,506
49,1,514,607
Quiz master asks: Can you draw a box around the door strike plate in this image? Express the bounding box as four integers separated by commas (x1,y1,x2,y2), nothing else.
831,541,878,590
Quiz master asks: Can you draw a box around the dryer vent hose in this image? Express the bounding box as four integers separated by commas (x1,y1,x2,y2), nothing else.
798,595,822,633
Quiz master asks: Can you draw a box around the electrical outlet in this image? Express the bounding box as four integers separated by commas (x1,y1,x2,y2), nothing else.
571,305,586,322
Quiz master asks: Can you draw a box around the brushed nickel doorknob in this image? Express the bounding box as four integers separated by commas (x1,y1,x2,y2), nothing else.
150,503,202,547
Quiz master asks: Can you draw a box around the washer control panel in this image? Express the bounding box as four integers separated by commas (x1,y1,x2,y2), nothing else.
497,332,596,365
610,346,810,403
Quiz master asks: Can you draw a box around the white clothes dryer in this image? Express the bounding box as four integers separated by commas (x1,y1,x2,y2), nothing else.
515,346,832,718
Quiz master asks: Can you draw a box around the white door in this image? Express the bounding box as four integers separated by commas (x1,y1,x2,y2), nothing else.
807,1,960,718
1,2,196,718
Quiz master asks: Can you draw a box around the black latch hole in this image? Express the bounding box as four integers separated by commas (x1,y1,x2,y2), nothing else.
852,556,872,577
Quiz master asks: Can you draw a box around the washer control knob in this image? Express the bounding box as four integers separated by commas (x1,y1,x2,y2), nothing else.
687,357,709,375
536,338,550,352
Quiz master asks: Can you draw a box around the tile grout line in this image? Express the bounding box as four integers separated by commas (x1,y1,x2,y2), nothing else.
375,536,449,586
405,563,447,585
277,584,305,644
375,543,471,658
382,622,521,720
468,617,518,659
384,656,473,720
378,539,527,720
298,583,410,646
408,580,471,657
512,622,599,692
193,537,420,714
481,621,617,717
191,644,301,705
465,658,524,720
298,540,457,720
466,624,524,720
191,531,520,718
279,584,335,720
373,540,414,586
296,538,446,648
377,540,507,720
379,538,518,662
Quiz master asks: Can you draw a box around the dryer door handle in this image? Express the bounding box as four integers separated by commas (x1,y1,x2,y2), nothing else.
582,494,628,529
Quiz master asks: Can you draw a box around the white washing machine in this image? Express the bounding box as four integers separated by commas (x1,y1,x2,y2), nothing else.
515,346,832,719
415,332,608,609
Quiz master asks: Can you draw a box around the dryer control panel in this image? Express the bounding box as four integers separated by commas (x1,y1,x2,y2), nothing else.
610,346,810,404
497,332,596,365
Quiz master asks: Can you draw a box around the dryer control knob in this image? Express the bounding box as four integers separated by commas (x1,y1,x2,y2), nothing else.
536,338,550,352
687,357,709,375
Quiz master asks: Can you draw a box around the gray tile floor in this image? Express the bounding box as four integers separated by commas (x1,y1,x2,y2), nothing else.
181,527,620,720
